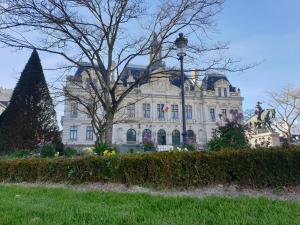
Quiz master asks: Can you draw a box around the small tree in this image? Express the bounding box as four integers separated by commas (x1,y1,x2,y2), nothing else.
0,50,60,153
208,109,249,151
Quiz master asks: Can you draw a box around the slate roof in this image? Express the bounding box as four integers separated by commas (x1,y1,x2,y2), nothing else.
74,62,99,77
73,64,238,92
202,73,237,92
74,63,188,88
120,65,148,86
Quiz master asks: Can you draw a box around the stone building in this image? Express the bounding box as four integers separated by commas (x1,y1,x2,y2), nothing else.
62,59,243,151
0,87,13,115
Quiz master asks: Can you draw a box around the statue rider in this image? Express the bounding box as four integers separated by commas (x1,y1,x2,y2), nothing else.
255,101,263,122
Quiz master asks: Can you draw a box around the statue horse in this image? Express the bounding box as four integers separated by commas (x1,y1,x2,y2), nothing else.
246,109,276,130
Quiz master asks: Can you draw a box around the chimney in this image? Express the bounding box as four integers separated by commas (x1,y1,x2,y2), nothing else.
191,69,198,85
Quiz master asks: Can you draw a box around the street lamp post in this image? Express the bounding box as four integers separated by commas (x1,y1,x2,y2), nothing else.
175,33,188,146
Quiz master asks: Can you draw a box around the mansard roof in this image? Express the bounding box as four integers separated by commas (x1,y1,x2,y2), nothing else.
120,64,148,86
202,73,237,92
74,63,188,88
74,62,99,77
73,64,239,92
120,65,191,88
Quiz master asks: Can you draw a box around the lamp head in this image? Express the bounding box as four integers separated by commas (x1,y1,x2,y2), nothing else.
175,33,188,57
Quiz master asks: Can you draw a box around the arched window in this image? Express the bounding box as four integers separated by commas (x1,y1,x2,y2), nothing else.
142,129,152,143
187,130,196,142
127,129,136,142
172,130,180,146
157,129,166,145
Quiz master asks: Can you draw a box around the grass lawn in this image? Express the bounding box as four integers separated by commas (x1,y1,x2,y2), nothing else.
0,185,299,225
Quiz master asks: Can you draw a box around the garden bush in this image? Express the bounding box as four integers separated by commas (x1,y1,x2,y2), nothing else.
0,147,299,188
93,142,109,155
63,147,77,157
10,149,32,158
39,144,57,158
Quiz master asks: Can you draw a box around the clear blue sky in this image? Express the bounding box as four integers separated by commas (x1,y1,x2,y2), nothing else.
0,0,299,117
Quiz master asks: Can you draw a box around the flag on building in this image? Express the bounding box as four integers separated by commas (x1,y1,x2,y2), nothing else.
162,104,169,112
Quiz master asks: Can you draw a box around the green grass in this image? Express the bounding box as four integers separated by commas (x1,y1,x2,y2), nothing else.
0,185,299,225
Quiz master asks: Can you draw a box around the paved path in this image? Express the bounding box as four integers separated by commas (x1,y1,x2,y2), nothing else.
2,182,299,202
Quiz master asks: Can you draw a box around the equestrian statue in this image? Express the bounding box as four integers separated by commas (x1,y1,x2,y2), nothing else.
246,102,276,132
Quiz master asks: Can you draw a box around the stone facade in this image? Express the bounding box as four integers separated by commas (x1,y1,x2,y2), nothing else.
62,65,243,151
0,87,13,115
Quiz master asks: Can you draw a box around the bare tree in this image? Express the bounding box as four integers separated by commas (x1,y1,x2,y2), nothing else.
0,0,249,144
268,87,300,144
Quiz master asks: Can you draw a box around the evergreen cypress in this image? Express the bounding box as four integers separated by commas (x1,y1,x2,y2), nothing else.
0,50,60,153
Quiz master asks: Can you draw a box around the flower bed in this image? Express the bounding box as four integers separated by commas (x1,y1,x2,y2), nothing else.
0,147,299,188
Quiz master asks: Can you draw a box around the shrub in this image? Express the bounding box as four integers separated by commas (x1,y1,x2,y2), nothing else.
171,146,188,152
143,141,155,152
12,149,32,158
64,147,77,157
185,144,196,151
39,144,57,158
94,142,109,155
128,149,135,154
208,109,249,151
0,147,299,188
81,147,95,156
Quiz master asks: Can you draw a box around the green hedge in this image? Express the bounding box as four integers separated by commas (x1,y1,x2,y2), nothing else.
0,147,299,188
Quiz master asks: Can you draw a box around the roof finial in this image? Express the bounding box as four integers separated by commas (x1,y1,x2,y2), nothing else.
149,32,163,70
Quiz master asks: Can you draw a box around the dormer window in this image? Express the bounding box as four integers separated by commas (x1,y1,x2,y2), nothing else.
218,87,222,97
70,103,78,118
224,88,228,97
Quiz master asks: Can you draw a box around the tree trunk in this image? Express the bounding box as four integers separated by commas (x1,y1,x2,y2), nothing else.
286,131,291,145
93,113,114,146
104,113,114,146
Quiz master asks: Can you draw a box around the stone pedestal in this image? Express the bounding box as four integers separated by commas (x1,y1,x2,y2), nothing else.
248,132,280,148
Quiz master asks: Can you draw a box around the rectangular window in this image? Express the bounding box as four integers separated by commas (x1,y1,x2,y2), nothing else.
127,103,135,118
185,105,192,119
70,103,78,118
210,108,216,122
157,104,165,120
218,87,222,97
86,102,93,118
224,88,228,97
143,103,150,118
222,109,227,118
70,126,78,140
171,104,179,119
86,126,93,140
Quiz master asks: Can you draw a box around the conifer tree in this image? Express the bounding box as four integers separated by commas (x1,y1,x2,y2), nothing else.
0,50,60,153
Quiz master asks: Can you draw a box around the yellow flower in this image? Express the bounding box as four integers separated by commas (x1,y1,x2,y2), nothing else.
102,149,117,157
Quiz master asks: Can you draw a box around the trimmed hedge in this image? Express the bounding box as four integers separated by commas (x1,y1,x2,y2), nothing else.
0,147,299,188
